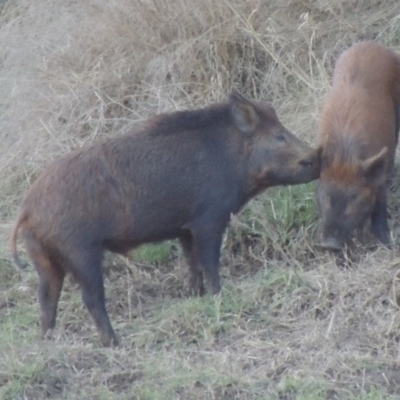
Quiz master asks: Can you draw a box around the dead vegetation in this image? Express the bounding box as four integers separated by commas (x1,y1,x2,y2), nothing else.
1,0,400,398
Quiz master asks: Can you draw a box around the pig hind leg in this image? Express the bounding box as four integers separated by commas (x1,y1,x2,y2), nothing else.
179,233,205,296
389,106,400,191
67,246,118,346
371,188,390,246
24,232,65,337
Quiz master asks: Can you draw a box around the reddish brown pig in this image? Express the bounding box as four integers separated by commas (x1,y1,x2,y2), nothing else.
316,41,400,250
11,92,320,346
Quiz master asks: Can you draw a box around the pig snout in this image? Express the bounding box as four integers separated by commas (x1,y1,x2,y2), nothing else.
295,147,321,182
318,225,348,251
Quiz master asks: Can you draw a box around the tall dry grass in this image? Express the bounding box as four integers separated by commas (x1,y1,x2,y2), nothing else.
1,0,399,215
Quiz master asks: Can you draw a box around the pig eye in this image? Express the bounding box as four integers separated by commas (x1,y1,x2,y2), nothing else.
275,133,287,142
348,193,358,202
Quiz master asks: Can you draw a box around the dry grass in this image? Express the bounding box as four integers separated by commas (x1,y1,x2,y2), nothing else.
1,0,400,398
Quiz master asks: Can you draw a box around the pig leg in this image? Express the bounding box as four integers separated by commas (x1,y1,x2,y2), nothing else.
371,188,390,246
69,248,118,346
24,232,65,337
179,233,205,296
38,266,65,337
387,158,396,192
192,228,223,294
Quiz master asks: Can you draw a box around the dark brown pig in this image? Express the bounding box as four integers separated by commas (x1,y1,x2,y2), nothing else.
316,41,400,250
11,92,320,346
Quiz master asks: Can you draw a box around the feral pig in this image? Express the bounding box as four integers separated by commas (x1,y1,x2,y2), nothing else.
317,41,400,250
11,92,320,346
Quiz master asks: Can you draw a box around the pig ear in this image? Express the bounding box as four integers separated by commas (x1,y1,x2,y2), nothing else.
229,91,260,135
360,147,388,186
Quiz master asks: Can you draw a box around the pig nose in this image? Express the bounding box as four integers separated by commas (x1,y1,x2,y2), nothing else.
318,237,344,251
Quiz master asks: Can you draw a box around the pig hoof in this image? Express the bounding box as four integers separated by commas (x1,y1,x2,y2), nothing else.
188,285,205,297
41,328,56,341
187,273,205,296
318,237,344,252
378,237,391,248
100,333,119,347
206,281,221,295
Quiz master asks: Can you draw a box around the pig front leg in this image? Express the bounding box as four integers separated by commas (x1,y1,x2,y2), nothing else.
371,188,390,246
191,225,224,295
179,233,205,296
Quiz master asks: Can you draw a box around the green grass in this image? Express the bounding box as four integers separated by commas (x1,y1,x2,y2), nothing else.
245,182,318,240
0,356,46,400
277,377,329,400
131,241,176,265
0,303,38,347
